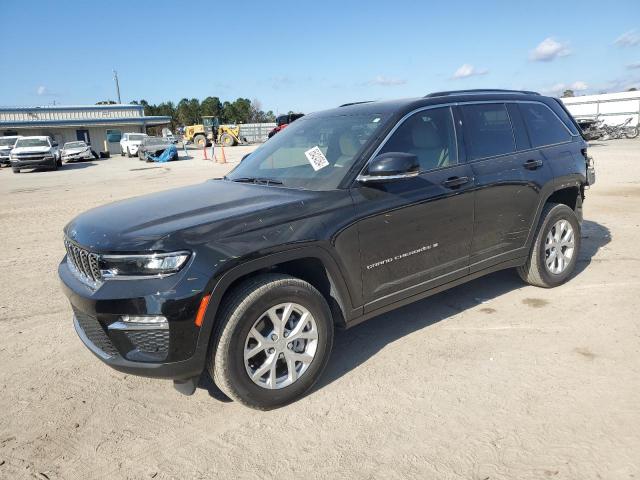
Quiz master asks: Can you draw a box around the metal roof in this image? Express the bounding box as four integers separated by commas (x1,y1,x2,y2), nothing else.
0,104,144,112
0,116,171,128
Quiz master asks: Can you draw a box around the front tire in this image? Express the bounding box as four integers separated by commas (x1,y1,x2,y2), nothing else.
12,167,20,173
127,148,132,158
625,127,639,139
517,203,581,288
208,274,334,410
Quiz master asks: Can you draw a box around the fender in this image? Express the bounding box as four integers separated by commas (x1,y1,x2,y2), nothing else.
196,245,360,349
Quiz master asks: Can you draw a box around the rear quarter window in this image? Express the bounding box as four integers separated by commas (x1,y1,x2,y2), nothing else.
518,103,572,147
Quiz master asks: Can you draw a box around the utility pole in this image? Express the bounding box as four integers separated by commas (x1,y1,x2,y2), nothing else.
113,70,121,104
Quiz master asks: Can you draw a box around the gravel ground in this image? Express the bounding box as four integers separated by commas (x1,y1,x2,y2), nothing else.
0,141,638,480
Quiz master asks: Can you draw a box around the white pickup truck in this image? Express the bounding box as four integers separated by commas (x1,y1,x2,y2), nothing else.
119,133,147,157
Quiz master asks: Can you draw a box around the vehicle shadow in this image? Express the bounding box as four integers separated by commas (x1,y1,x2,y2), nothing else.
61,162,97,170
315,218,611,392
197,219,610,403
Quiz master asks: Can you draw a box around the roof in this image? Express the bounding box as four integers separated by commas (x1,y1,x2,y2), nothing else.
0,104,144,112
313,90,549,119
0,116,171,129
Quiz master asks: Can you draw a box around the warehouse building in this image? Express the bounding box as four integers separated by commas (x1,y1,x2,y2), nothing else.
0,104,171,155
561,91,640,127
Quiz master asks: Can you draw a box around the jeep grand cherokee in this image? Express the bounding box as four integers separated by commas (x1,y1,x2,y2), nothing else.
59,89,595,410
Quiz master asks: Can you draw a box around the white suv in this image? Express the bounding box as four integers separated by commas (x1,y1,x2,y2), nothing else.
119,133,147,157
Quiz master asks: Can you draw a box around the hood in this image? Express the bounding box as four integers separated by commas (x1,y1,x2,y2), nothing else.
12,145,52,154
64,180,326,252
0,145,12,151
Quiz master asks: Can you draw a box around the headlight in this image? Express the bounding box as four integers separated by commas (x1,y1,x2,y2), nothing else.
100,251,190,279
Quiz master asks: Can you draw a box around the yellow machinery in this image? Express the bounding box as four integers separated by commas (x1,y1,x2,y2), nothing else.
183,117,246,147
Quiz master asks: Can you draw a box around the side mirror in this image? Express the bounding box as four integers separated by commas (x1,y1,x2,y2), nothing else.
241,153,251,162
357,152,419,183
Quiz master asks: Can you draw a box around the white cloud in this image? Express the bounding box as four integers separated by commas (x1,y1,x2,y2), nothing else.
530,38,571,62
614,30,640,47
36,85,58,96
369,75,407,86
627,62,640,70
544,81,588,95
452,64,488,79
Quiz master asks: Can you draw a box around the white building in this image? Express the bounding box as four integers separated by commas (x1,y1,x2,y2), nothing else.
0,104,171,155
561,91,640,127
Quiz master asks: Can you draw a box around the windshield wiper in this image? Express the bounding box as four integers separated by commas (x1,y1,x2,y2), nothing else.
229,176,284,185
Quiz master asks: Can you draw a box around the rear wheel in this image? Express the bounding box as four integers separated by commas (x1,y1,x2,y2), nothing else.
517,203,581,288
209,274,334,410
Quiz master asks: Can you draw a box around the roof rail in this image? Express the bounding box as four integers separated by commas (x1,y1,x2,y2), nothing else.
425,89,540,98
339,101,374,107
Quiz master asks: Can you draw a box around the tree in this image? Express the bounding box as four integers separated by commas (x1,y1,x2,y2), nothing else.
561,90,575,98
629,87,638,91
201,96,223,119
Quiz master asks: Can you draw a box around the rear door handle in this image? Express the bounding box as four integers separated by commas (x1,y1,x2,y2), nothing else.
523,159,543,170
442,176,470,188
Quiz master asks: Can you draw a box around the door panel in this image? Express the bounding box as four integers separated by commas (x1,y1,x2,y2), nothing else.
352,164,475,311
469,150,552,270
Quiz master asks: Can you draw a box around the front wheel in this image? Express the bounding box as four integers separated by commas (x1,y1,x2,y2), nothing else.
625,127,639,139
127,148,132,158
517,203,581,288
220,133,235,147
209,274,334,410
12,167,20,173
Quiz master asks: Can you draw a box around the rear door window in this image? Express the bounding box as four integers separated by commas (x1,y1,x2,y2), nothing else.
460,103,515,160
518,102,572,147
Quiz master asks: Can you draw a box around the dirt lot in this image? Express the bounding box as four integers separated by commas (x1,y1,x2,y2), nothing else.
0,141,639,480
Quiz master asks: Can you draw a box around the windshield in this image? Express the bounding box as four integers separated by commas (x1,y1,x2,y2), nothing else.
0,137,18,147
64,141,86,149
227,113,388,190
15,138,49,148
128,134,145,141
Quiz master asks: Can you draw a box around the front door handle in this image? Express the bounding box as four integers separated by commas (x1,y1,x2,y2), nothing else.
442,176,470,188
523,159,543,170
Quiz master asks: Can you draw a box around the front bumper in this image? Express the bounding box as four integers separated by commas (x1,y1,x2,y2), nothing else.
11,156,56,168
63,151,93,162
59,258,211,380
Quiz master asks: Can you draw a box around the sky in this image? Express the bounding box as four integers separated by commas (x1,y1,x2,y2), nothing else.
2,0,640,114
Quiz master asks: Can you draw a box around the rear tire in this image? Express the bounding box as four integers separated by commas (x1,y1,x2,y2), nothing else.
517,203,581,288
12,167,20,173
208,273,334,410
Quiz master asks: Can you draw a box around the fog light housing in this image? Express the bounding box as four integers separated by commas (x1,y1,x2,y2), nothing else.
108,315,168,330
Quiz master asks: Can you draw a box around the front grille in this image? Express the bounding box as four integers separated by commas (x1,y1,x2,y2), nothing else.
64,238,102,287
73,307,119,357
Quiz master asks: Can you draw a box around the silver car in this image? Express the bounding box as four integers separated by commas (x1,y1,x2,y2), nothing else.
61,141,96,163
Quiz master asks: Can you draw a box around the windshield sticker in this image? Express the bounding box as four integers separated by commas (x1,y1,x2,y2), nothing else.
304,146,330,171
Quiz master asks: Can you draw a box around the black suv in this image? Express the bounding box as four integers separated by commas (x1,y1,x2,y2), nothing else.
59,90,595,409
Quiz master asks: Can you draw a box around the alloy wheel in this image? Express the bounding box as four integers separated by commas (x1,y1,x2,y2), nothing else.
244,302,318,389
545,219,575,274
